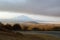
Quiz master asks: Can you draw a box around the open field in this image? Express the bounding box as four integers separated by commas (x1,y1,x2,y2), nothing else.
0,31,60,40
19,31,60,37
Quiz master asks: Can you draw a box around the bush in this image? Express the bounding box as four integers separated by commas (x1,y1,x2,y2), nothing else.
4,24,13,30
52,27,60,31
32,28,41,31
13,24,22,31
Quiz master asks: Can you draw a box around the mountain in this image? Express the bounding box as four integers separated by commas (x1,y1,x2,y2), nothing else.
13,15,33,22
0,15,38,23
0,15,49,23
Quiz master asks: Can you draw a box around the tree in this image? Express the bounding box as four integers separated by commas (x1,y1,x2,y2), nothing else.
4,24,12,30
52,27,60,31
13,24,22,31
23,26,28,31
32,28,41,31
0,22,5,31
0,22,4,27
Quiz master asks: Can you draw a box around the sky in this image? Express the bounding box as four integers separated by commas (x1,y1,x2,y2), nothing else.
0,0,60,22
0,11,60,22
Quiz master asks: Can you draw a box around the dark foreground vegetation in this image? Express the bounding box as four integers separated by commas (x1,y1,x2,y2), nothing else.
0,22,60,31
0,22,60,40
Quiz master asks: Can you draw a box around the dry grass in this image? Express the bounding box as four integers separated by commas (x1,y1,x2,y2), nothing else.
0,31,60,40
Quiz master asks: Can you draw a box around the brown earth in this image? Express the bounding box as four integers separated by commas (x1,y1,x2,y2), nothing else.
0,31,60,40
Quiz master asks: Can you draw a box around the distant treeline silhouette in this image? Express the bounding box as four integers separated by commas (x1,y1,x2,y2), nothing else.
0,22,60,31
0,22,22,31
51,26,60,31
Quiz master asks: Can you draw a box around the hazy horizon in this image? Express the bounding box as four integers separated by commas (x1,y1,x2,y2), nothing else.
0,11,60,24
0,0,60,23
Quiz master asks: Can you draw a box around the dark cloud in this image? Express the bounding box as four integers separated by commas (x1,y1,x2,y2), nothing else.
0,0,60,17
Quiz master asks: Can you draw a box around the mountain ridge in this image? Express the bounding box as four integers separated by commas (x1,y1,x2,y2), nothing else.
0,15,39,23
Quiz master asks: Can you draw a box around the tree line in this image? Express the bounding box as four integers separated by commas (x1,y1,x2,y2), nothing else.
0,22,60,31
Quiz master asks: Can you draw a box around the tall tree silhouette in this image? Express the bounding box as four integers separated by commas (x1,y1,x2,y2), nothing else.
13,24,21,31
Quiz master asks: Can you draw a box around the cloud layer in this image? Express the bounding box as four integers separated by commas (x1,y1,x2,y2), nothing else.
0,11,60,22
0,0,60,17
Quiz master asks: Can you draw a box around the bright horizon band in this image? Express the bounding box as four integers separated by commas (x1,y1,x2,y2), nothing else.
0,11,60,22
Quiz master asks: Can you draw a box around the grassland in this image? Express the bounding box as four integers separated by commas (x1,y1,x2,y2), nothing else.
0,31,60,40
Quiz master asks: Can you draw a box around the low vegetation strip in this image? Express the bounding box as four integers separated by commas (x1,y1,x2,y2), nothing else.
0,22,60,31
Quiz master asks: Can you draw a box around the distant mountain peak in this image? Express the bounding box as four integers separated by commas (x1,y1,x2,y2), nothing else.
16,15,30,19
13,15,33,22
18,15,28,17
0,15,40,23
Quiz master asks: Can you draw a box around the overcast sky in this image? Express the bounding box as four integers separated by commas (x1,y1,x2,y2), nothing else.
0,0,60,22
